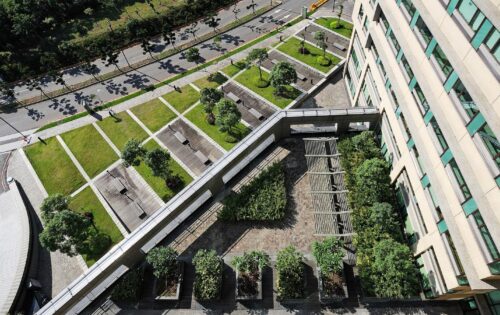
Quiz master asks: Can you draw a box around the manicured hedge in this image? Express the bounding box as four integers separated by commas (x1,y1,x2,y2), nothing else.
110,268,144,302
193,249,223,300
218,162,287,221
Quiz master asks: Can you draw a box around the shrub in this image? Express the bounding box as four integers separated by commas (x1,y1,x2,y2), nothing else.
312,237,344,275
122,139,146,167
111,268,144,302
330,20,340,29
40,194,69,223
193,249,223,300
231,250,270,273
352,158,392,208
316,56,331,66
276,246,305,299
146,246,179,279
224,134,238,143
218,162,287,221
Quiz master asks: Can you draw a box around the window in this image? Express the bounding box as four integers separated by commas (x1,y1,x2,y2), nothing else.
346,72,355,97
399,113,412,141
416,256,434,298
477,124,500,171
358,4,364,21
413,83,430,115
363,17,370,33
387,30,401,53
401,0,416,18
484,29,500,62
351,50,362,77
472,211,500,261
432,45,453,78
415,16,433,46
451,79,479,119
400,54,414,81
449,159,472,201
444,231,466,276
429,118,449,152
380,12,390,33
361,81,373,107
457,0,485,32
427,184,443,221
486,290,500,315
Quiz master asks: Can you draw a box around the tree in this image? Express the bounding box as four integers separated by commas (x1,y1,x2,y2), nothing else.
200,87,224,124
48,70,70,91
146,246,179,279
27,78,50,99
40,194,69,223
247,48,268,82
231,250,270,273
246,0,258,14
101,48,120,71
312,237,344,275
232,3,240,20
39,210,91,256
353,158,392,208
276,246,304,299
367,239,419,298
193,249,223,300
203,12,221,33
145,148,180,188
186,21,199,40
185,47,200,63
314,30,328,58
269,61,297,97
81,60,100,82
162,22,177,50
215,98,241,133
353,202,402,241
122,139,147,166
213,35,222,51
141,38,155,59
81,228,111,256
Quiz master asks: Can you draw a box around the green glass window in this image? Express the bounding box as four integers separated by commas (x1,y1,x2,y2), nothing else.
414,83,430,115
399,113,412,141
452,79,480,119
351,50,361,77
486,290,500,315
400,54,414,80
380,13,390,32
432,45,453,78
473,211,500,261
388,30,401,52
449,159,472,200
428,184,443,220
429,118,449,152
445,231,465,276
415,16,433,46
401,0,416,17
457,0,485,32
477,124,500,171
485,29,500,62
362,82,373,107
416,255,434,298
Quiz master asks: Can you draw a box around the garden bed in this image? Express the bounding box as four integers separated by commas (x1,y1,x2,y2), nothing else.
162,85,200,113
277,37,340,73
317,266,347,303
193,72,228,89
235,268,263,300
97,111,148,150
314,17,354,38
153,261,184,300
130,99,177,132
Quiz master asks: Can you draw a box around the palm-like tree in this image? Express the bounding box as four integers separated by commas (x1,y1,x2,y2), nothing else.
162,23,177,50
141,38,155,59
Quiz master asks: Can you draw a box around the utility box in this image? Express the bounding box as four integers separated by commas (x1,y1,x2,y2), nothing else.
302,6,308,19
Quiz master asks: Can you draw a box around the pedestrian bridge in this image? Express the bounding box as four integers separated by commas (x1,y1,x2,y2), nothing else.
37,107,380,315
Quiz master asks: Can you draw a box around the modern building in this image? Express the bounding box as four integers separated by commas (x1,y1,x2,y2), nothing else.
344,0,500,313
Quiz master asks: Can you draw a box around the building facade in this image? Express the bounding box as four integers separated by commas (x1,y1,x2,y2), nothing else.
343,0,500,313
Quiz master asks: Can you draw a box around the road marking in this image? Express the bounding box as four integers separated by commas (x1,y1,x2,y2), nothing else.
274,9,282,13
282,14,291,20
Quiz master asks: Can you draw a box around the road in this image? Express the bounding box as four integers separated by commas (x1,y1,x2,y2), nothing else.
0,0,354,140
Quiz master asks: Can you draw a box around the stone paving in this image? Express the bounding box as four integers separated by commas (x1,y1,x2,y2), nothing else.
301,71,351,109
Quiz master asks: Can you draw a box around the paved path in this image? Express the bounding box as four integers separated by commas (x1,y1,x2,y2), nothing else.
0,0,311,139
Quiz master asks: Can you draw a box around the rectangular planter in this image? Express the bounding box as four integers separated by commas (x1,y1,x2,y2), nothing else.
235,267,263,301
154,261,184,301
316,266,348,303
276,264,307,303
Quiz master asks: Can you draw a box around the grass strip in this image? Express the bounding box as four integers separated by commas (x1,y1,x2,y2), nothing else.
314,17,353,38
96,111,148,150
277,37,340,73
162,85,200,113
130,98,177,132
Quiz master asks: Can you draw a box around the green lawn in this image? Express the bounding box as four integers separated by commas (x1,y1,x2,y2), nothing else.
69,186,123,266
184,104,251,150
221,61,247,77
314,17,354,38
162,85,200,113
277,37,340,73
61,125,118,178
24,137,86,195
193,72,228,89
130,98,177,132
234,66,302,109
97,111,148,150
134,140,193,202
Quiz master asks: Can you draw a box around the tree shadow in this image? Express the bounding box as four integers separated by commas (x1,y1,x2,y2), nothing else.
123,72,151,90
26,107,45,121
104,79,128,95
221,33,245,46
158,59,186,73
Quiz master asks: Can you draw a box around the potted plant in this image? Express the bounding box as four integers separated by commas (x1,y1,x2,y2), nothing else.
146,246,184,300
193,249,223,301
275,246,305,301
312,236,347,302
231,251,270,300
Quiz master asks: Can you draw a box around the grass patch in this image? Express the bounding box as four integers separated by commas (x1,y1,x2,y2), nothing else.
277,37,340,73
24,137,86,195
185,104,250,150
130,99,177,132
314,17,354,38
69,186,123,266
221,61,248,77
193,72,228,89
162,85,200,113
97,111,148,150
61,125,118,178
134,139,193,202
235,66,302,109
219,162,286,221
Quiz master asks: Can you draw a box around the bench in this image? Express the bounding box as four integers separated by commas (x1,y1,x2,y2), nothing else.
174,131,188,145
133,201,147,219
271,59,279,65
249,108,265,120
333,42,346,51
111,177,127,194
227,92,241,103
195,150,211,165
297,73,307,81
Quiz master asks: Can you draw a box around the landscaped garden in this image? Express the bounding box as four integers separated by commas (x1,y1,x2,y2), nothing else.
97,111,148,150
314,17,354,38
162,85,200,113
69,187,124,265
24,137,86,195
277,37,340,73
193,72,228,89
147,246,183,300
235,66,301,108
132,140,192,202
130,99,177,133
185,104,250,150
193,249,223,301
61,125,118,178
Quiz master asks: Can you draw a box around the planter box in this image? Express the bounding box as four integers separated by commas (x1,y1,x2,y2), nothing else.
153,262,184,301
276,264,307,303
193,271,223,302
316,265,348,303
235,267,263,301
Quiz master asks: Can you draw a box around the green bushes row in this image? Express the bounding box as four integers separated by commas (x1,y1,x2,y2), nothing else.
218,162,287,221
338,131,420,298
